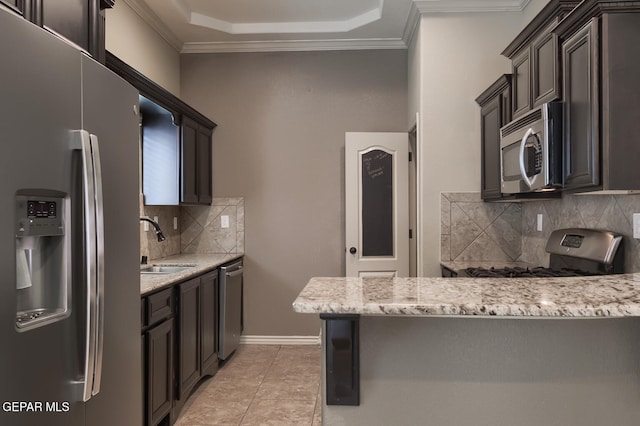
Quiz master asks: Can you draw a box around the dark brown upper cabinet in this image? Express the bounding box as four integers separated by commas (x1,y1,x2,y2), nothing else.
0,0,25,15
560,19,599,190
502,0,579,119
510,48,530,118
5,0,114,62
476,75,512,201
531,22,561,107
556,1,640,193
106,52,217,206
181,116,213,205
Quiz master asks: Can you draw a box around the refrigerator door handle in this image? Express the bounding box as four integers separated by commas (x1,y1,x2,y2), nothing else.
72,130,98,401
89,133,105,397
71,130,100,402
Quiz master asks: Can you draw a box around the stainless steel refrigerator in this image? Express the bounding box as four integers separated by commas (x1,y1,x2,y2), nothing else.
0,7,141,426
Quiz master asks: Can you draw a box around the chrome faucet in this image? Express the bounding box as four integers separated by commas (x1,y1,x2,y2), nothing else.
139,216,166,242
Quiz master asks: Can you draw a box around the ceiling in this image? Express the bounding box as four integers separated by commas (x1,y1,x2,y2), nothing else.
124,0,531,53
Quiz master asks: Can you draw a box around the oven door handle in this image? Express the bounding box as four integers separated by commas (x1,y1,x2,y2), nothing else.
519,128,535,188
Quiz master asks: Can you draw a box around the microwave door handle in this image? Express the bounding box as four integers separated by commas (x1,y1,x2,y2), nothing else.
519,128,535,188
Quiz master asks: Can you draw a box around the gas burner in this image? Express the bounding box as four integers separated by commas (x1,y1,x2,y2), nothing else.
463,266,596,278
443,228,625,279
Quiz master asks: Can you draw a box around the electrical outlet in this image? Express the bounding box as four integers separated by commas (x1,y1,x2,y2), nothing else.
221,215,230,229
536,214,543,232
153,216,159,224
634,213,640,239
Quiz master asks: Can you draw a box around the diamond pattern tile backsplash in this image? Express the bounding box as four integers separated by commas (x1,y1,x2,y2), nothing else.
140,197,244,262
181,197,244,255
441,193,522,262
441,192,640,273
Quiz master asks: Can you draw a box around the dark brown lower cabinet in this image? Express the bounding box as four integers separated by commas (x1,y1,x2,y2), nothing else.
142,269,220,425
177,278,201,402
200,271,219,377
174,271,219,421
142,288,174,426
146,320,174,426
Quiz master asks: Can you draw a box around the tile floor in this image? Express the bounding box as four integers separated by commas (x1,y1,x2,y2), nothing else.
175,344,322,425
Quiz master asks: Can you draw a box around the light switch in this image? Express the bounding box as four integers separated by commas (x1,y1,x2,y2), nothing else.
633,213,640,239
174,217,178,230
221,215,230,229
536,214,543,232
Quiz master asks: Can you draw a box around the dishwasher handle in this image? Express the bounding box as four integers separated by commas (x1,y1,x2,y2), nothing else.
225,266,243,278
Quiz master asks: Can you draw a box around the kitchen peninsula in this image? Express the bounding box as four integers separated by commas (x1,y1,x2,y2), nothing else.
293,275,640,425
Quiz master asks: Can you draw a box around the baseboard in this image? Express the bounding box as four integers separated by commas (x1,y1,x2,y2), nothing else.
240,335,321,346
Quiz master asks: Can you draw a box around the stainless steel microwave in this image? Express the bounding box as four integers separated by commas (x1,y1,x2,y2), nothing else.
500,102,563,194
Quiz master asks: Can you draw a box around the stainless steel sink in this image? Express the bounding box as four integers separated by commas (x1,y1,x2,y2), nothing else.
140,264,195,274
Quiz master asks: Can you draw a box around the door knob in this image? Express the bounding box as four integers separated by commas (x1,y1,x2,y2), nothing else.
349,247,357,254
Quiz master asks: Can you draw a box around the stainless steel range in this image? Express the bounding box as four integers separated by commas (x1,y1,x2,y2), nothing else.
443,228,624,278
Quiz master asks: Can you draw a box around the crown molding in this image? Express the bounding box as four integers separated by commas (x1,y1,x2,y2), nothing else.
122,0,183,51
403,0,529,49
123,0,532,54
181,38,408,54
414,0,530,13
402,2,421,47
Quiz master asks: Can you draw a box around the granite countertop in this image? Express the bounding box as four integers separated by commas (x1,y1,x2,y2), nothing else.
140,253,243,295
292,274,640,318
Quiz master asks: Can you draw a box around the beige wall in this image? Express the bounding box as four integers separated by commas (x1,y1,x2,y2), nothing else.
105,0,553,334
180,51,408,336
104,1,181,95
411,0,551,276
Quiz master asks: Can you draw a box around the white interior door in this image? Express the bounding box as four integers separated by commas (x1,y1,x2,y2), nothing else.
345,132,409,277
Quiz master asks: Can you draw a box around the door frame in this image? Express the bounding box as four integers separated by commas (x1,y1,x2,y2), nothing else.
345,132,410,277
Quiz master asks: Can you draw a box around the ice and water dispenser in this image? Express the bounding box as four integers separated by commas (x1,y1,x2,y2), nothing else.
15,189,70,331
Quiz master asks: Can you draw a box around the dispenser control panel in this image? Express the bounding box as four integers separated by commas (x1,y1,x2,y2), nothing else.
16,194,64,237
27,200,57,218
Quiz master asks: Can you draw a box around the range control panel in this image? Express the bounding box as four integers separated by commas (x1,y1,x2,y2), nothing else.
560,234,584,249
546,227,623,265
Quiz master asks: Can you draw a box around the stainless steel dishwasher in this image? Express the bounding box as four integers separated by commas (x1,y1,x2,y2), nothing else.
218,259,243,360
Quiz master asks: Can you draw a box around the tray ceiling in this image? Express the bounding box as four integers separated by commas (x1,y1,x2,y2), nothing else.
123,0,531,53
